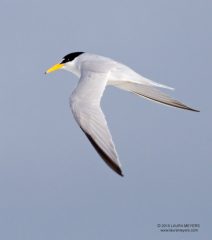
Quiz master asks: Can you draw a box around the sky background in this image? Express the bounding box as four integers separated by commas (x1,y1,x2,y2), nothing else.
0,0,211,239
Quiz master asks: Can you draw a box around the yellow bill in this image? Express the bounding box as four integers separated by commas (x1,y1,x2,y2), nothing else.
45,63,64,74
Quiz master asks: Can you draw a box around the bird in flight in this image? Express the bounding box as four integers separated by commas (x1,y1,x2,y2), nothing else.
45,52,199,176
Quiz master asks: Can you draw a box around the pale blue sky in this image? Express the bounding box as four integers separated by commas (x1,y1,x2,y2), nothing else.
0,0,211,239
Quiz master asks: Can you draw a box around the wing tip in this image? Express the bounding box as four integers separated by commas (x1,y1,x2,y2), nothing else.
115,166,124,177
82,129,124,177
188,108,200,112
181,105,200,112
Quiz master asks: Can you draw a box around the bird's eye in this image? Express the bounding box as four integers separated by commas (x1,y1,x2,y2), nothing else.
60,58,66,64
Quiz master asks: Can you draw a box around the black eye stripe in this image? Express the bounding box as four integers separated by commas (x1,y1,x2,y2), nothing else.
61,52,84,63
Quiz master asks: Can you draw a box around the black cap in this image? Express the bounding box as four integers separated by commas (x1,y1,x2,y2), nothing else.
61,52,84,64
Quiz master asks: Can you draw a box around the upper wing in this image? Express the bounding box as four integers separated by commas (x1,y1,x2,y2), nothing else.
70,70,123,176
114,82,199,112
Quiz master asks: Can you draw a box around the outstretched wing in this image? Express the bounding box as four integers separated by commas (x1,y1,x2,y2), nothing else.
70,70,123,176
115,82,199,112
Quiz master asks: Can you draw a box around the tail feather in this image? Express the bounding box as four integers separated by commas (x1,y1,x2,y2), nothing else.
140,76,174,90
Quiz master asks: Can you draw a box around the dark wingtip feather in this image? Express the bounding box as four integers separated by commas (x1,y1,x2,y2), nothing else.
186,107,200,112
116,167,124,177
82,129,124,177
177,103,200,112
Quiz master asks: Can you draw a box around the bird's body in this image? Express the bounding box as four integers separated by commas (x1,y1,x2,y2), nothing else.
63,53,174,88
46,52,199,176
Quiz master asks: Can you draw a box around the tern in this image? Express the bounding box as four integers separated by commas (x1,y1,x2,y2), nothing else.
45,52,199,176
